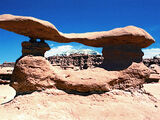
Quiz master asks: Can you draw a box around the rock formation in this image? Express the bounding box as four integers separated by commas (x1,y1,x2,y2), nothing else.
11,55,150,93
47,54,103,70
0,14,159,120
101,44,144,70
143,57,160,82
0,14,155,70
22,39,50,56
0,14,154,48
11,56,57,93
143,57,160,67
0,62,15,68
54,62,150,93
0,67,13,84
0,14,155,93
147,64,160,82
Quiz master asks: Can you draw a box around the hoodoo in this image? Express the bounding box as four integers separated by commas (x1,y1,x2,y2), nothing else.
0,14,155,70
0,14,155,93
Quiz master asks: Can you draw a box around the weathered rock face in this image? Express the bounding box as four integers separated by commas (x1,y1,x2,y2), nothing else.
11,56,57,93
11,55,150,93
54,62,150,92
22,41,50,56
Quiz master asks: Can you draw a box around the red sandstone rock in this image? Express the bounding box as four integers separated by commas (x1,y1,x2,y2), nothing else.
0,14,154,48
22,41,50,56
0,14,155,70
54,62,150,92
11,56,57,93
11,56,150,93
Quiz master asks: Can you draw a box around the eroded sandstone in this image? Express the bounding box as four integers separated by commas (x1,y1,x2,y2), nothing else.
11,56,150,93
11,56,57,93
22,40,50,56
0,14,155,48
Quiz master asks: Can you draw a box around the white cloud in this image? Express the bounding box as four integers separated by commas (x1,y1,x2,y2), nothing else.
143,48,160,58
45,45,73,57
49,44,54,47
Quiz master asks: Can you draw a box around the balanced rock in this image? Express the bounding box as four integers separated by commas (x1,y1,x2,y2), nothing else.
11,56,57,93
0,14,155,70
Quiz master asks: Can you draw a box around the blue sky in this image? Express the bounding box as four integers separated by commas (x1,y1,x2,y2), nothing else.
0,0,160,63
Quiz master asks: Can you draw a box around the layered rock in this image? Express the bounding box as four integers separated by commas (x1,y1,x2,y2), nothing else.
22,40,50,56
0,67,13,84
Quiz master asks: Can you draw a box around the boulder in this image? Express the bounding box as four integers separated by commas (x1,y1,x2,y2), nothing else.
10,56,57,93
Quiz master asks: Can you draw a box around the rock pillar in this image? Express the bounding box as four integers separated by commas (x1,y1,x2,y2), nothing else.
101,45,144,70
22,39,50,57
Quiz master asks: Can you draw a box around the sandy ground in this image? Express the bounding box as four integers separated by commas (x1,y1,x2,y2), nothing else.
0,83,160,120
